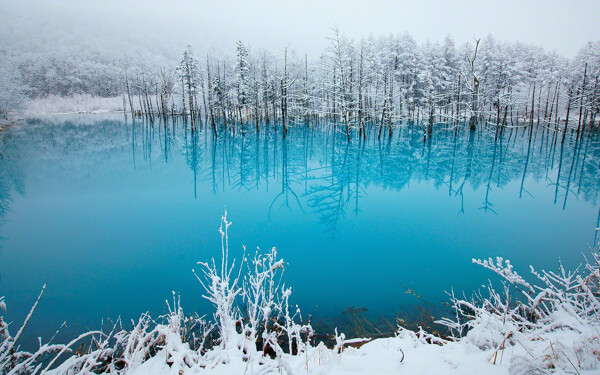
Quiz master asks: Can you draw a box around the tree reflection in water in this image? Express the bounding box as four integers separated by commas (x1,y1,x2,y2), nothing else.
1,117,599,238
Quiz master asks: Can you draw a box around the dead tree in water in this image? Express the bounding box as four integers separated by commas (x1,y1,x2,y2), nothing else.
455,73,461,134
206,56,218,137
387,66,394,138
467,38,481,130
529,83,536,142
199,66,208,124
268,47,295,138
303,54,310,128
562,85,574,144
234,41,250,136
576,63,588,142
261,54,270,124
378,68,389,140
326,27,351,141
124,71,135,118
281,49,289,138
591,74,599,130
159,68,174,118
178,45,200,129
358,45,365,140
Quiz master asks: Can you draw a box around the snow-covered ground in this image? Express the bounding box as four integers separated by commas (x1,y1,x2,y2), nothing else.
2,213,599,374
124,330,520,375
23,94,126,115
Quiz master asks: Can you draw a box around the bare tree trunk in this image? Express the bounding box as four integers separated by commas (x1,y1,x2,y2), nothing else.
456,73,461,134
181,76,186,116
122,92,127,120
262,56,270,124
470,76,479,130
562,86,573,144
281,48,288,138
554,83,561,130
529,83,536,142
388,69,394,138
200,69,208,123
378,68,388,140
206,56,217,137
469,39,481,130
125,72,135,118
359,46,365,140
576,63,588,142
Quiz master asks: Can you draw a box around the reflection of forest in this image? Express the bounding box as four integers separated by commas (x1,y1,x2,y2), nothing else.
0,125,27,227
175,121,600,234
1,117,600,236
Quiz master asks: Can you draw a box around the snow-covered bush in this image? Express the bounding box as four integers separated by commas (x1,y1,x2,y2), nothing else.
193,210,313,370
97,293,213,374
0,211,314,374
0,284,118,375
437,253,600,373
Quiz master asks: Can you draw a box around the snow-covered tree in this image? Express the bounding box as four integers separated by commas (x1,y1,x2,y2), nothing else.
177,45,200,120
0,54,26,120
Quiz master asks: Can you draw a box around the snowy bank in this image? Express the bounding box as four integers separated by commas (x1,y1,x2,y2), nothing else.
23,94,126,116
1,212,599,374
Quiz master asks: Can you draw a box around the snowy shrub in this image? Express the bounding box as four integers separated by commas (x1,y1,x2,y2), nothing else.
437,253,600,373
0,284,117,375
102,293,212,374
193,210,313,370
0,211,313,374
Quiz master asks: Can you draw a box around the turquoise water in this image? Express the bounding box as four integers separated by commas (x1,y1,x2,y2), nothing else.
1,115,599,347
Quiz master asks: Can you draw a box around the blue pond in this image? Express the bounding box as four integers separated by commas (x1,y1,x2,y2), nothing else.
0,115,599,347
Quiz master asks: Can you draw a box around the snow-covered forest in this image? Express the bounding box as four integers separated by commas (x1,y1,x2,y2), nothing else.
2,30,600,140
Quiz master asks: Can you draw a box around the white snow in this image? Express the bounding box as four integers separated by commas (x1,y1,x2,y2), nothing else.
23,94,126,116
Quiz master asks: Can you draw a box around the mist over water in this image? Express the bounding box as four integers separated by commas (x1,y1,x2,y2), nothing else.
0,115,598,348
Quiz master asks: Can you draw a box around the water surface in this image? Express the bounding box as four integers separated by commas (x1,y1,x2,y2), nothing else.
0,115,599,346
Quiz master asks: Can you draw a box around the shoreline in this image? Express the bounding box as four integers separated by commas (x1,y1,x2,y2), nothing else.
3,250,597,374
1,211,598,374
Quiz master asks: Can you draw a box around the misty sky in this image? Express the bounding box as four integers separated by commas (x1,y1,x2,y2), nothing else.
2,0,599,58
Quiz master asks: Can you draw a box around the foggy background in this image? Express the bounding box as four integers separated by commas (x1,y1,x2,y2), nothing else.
2,0,599,60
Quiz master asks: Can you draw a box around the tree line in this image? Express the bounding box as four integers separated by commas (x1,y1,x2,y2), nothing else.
3,30,600,139
123,31,600,142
